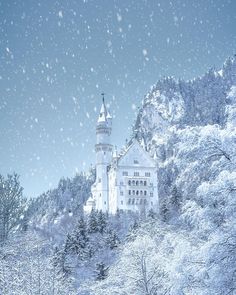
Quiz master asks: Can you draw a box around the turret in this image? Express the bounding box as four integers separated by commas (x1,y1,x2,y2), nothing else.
93,94,113,211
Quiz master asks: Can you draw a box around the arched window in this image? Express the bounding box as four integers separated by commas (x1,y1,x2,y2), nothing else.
128,180,131,186
136,190,139,195
136,180,139,186
144,181,147,186
128,190,131,195
140,180,143,186
132,198,135,205
140,199,143,205
132,190,135,195
144,191,147,196
140,190,143,195
132,180,135,186
128,198,131,204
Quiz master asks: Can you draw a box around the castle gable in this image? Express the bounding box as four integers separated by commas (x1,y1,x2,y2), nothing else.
118,140,156,168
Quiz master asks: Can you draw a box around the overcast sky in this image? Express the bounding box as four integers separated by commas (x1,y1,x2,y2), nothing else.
0,0,235,197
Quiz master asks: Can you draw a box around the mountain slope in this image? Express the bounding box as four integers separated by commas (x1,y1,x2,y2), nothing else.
84,56,236,295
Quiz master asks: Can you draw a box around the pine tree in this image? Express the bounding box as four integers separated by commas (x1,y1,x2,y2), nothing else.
88,209,98,233
70,218,89,259
64,233,74,253
95,262,109,281
52,246,72,279
106,229,120,250
97,211,107,234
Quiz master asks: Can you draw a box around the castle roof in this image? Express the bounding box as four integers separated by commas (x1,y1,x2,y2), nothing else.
97,94,112,124
110,138,156,170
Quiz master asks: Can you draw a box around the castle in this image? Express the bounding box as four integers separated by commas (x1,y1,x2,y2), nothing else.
84,96,159,214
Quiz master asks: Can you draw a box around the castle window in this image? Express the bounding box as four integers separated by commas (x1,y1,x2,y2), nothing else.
122,171,128,176
134,159,139,164
128,198,131,204
136,180,139,186
144,181,147,186
144,199,147,205
132,180,135,186
121,200,123,205
136,190,139,195
128,190,131,195
132,198,135,204
128,180,131,185
132,190,135,195
144,191,147,196
134,172,139,177
140,180,143,186
145,172,150,177
120,191,124,196
140,190,143,195
136,199,139,204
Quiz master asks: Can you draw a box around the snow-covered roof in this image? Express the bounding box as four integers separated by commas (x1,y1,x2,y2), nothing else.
98,112,106,123
110,138,156,169
97,96,112,124
106,110,112,119
99,102,107,116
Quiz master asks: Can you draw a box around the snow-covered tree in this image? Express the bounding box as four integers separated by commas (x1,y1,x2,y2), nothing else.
88,209,99,233
97,211,107,234
0,173,26,243
105,229,119,250
95,262,109,281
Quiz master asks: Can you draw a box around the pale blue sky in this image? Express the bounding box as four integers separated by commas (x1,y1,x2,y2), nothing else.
0,0,235,197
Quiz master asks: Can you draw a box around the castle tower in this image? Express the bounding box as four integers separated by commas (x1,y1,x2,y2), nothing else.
93,94,113,211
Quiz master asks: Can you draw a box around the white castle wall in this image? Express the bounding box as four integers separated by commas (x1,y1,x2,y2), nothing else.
87,99,159,215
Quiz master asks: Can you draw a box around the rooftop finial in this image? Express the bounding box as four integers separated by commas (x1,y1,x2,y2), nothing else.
101,92,105,104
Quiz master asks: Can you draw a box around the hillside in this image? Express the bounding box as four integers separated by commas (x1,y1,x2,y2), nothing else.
83,57,236,294
1,57,236,295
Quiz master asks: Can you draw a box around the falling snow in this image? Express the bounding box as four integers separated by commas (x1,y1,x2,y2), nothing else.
0,0,235,197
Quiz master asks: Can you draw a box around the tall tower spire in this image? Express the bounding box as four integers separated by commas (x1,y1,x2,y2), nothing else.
101,92,105,104
92,94,113,212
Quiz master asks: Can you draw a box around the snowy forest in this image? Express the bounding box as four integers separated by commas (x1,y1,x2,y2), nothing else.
1,56,236,294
